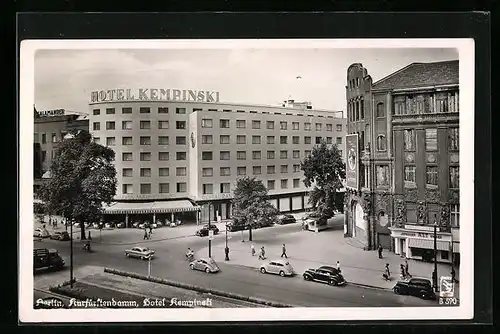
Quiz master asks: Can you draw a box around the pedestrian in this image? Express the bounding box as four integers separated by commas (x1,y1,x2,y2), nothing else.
336,261,341,273
378,244,383,259
143,229,148,240
383,263,391,281
400,264,406,279
259,246,266,260
149,225,153,234
251,243,255,256
281,244,288,258
404,259,410,277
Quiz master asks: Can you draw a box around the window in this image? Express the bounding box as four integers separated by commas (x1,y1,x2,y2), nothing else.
202,168,213,177
176,121,186,130
267,180,275,190
281,179,288,189
158,121,169,129
93,109,100,115
202,151,213,160
176,136,186,145
237,135,246,144
208,109,218,112
236,120,246,128
292,122,299,130
326,137,332,144
252,120,261,129
140,152,151,161
159,168,169,176
426,166,438,186
292,136,300,144
122,107,132,114
140,168,151,177
176,108,186,114
305,150,311,157
176,167,187,176
315,123,322,131
404,129,415,151
451,204,460,227
404,166,416,184
376,165,389,186
120,136,131,145
140,136,151,145
158,107,168,114
293,178,300,188
304,136,311,144
202,135,213,144
220,167,231,176
158,136,169,145
267,121,275,129
449,128,459,150
280,121,287,130
159,183,170,193
336,124,343,132
106,108,115,115
201,119,213,128
220,151,231,160
437,97,448,113
336,137,343,145
450,166,459,188
376,135,386,151
253,166,262,175
425,128,438,151
203,184,213,194
34,133,39,142
293,164,301,172
376,103,385,117
122,152,133,161
252,136,261,144
304,123,311,131
236,151,246,160
416,100,425,113
280,150,288,159
293,150,300,159
220,135,230,144
267,136,275,144
140,184,151,194
326,124,333,132
93,122,100,131
140,121,151,129
122,121,132,130
122,184,133,194
176,152,186,160
280,136,287,144
106,137,116,146
106,121,115,130
267,165,275,174
139,107,150,114
280,165,288,173
267,151,275,159
252,151,261,160
315,137,322,144
159,152,169,161
219,119,230,128
41,133,46,144
220,183,230,193
93,137,100,144
122,168,133,177
237,167,247,176
176,182,187,192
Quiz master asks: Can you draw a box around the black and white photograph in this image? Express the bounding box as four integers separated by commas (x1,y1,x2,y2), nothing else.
19,38,474,322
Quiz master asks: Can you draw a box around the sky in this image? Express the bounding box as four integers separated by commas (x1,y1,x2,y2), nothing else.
34,47,458,112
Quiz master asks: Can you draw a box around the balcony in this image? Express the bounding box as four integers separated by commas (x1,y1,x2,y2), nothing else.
392,111,459,126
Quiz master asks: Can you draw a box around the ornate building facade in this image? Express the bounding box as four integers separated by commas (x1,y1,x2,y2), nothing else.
343,60,460,265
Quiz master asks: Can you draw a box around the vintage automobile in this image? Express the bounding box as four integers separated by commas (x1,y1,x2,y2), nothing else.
49,231,70,241
302,266,346,286
393,277,437,300
195,224,220,237
189,258,220,273
226,221,248,232
259,259,295,277
124,246,155,260
276,214,296,225
34,228,50,238
34,248,65,272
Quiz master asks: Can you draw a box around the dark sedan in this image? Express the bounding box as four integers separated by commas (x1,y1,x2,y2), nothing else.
277,214,296,225
49,231,70,241
226,222,248,232
303,266,346,286
393,277,437,300
195,224,220,237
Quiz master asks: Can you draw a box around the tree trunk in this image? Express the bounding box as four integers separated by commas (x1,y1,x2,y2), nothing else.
249,227,253,241
80,219,86,240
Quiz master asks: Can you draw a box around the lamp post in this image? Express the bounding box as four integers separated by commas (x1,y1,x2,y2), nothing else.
70,217,74,288
432,215,438,293
207,202,212,258
225,222,229,261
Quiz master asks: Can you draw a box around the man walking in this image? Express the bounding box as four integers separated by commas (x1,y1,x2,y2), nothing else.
251,243,255,256
143,228,148,240
336,261,341,272
404,259,410,277
281,244,288,258
378,244,383,259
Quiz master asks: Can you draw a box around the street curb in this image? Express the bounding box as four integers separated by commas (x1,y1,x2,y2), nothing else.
104,267,295,308
347,282,393,292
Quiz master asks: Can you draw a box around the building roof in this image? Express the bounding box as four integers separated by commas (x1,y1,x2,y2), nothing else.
372,60,459,91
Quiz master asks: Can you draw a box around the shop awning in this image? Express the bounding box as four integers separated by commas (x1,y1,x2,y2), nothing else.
103,200,200,214
453,242,460,253
408,238,450,251
104,202,153,214
151,200,200,213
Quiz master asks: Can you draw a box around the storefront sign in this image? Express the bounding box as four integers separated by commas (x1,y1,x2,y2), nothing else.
399,231,443,239
345,134,359,190
90,88,220,103
405,224,440,232
198,193,233,201
37,109,65,116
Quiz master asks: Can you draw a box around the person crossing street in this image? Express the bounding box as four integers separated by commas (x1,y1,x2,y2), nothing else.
281,244,288,258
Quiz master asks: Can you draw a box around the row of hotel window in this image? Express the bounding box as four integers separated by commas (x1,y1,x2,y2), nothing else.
122,165,303,178
373,165,459,189
122,179,301,195
95,135,343,146
371,128,459,152
119,150,326,161
348,92,459,122
92,119,344,132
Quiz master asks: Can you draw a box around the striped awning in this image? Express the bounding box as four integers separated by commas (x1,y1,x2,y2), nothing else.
151,200,200,213
103,200,200,214
408,238,450,251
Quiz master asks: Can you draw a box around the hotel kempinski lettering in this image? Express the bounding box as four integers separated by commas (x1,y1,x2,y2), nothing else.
90,88,220,103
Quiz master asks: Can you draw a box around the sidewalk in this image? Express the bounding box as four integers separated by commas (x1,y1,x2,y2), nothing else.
196,215,460,296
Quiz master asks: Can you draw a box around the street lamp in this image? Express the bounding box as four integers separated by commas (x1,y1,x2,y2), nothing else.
432,214,438,293
225,222,229,261
70,217,74,288
207,202,212,258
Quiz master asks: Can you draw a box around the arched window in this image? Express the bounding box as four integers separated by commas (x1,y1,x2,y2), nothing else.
376,134,387,151
376,103,385,117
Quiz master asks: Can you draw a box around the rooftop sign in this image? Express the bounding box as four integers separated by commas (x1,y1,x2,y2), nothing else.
37,109,65,116
90,89,220,104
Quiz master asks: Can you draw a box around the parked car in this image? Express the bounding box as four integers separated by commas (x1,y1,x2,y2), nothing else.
303,266,346,286
226,221,248,232
116,222,125,228
195,224,219,237
189,258,220,273
34,228,50,238
124,246,155,260
49,231,70,241
259,259,295,277
277,214,296,225
393,277,436,300
104,222,115,229
33,248,64,272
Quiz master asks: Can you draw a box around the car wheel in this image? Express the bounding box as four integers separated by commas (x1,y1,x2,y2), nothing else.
420,291,428,299
141,256,145,260
303,275,311,281
125,253,129,257
393,286,401,294
205,268,210,273
279,271,285,277
260,267,266,274
190,264,195,270
329,280,338,286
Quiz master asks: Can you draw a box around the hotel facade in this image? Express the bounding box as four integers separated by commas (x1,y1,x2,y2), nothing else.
87,92,346,225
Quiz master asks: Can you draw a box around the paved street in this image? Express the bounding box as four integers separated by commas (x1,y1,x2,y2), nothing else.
33,216,441,307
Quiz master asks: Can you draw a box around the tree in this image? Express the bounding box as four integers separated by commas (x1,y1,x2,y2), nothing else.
231,176,279,241
38,129,117,240
300,140,345,218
